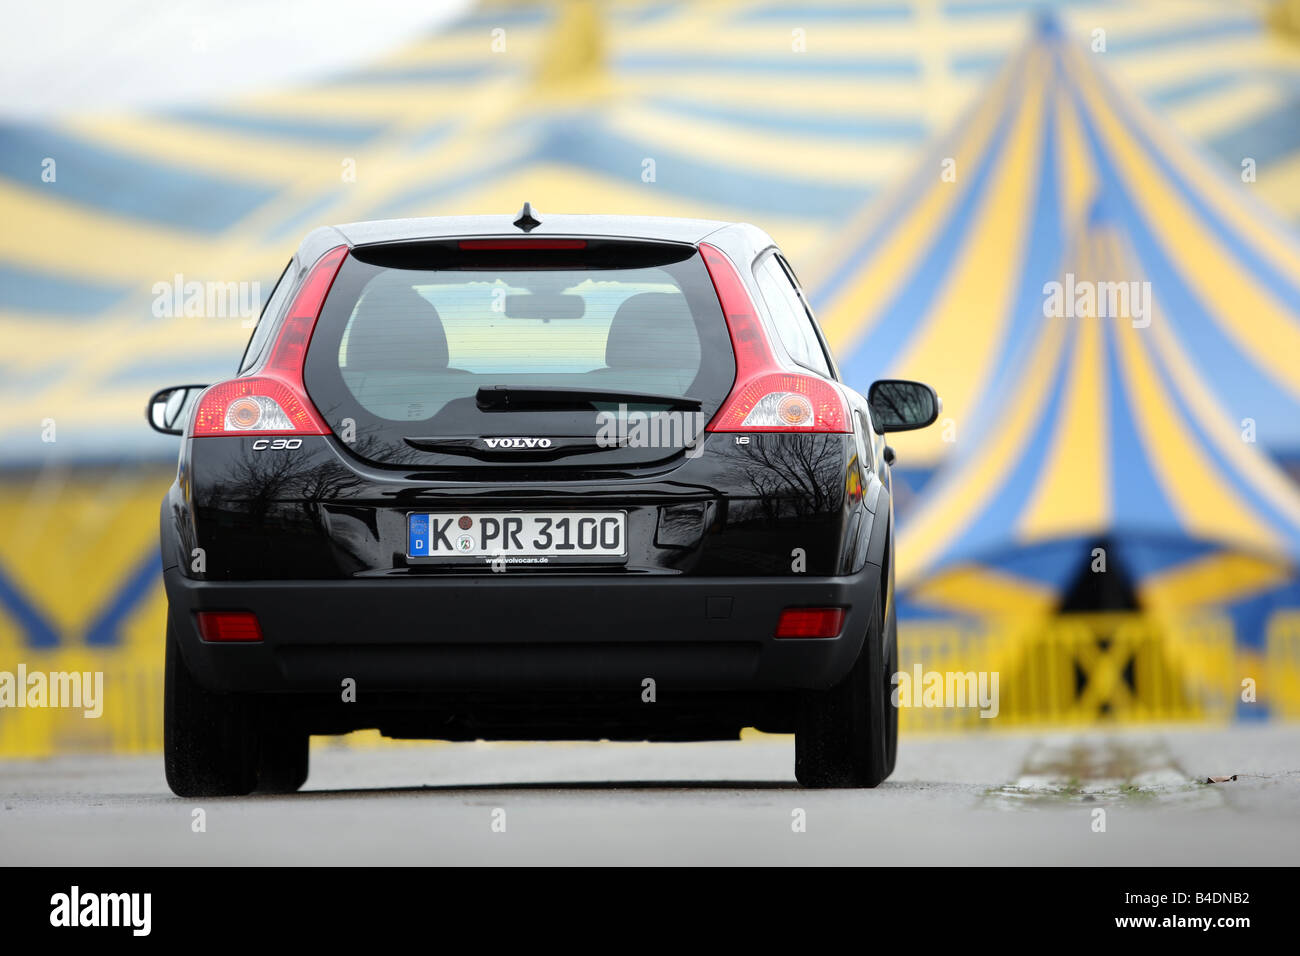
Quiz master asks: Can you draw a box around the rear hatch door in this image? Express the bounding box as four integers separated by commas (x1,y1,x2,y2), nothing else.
302,238,735,475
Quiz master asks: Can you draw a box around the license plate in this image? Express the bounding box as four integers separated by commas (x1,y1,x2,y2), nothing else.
407,512,626,560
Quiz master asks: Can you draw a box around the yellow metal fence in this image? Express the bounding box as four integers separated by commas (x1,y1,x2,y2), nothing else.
897,611,1300,731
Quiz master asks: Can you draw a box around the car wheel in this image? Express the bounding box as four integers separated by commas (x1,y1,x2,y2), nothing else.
164,620,308,796
164,620,259,797
795,589,896,788
881,594,898,778
255,720,310,794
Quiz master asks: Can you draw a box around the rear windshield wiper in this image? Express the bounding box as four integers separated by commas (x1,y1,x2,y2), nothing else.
476,386,702,412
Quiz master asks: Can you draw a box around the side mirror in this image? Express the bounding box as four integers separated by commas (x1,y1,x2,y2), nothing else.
867,379,940,433
146,385,208,436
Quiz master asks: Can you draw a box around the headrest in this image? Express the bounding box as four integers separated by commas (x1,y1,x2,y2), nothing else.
345,283,450,372
604,292,698,369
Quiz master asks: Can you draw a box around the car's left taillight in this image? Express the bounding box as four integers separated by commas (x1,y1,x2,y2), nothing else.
698,242,849,433
191,245,348,437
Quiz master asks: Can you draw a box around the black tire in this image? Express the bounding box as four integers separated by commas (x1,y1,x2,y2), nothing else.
163,620,309,797
881,595,898,778
795,589,897,788
255,725,310,794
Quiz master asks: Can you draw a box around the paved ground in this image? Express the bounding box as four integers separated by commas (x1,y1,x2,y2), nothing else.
2,725,1297,864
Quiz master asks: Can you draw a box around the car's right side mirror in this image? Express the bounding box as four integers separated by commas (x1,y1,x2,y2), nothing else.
146,384,208,436
867,379,941,433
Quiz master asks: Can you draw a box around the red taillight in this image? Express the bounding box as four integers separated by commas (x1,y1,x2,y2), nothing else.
708,372,849,432
192,377,329,435
192,245,346,437
264,244,348,378
196,611,263,643
775,607,846,639
699,243,849,433
457,239,588,250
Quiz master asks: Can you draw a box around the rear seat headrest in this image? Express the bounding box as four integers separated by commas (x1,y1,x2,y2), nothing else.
604,292,698,369
345,284,451,372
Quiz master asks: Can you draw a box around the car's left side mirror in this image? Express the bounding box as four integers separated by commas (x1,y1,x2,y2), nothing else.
867,379,941,433
146,384,208,436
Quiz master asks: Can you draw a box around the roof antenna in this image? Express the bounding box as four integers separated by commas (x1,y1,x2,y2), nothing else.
513,201,541,232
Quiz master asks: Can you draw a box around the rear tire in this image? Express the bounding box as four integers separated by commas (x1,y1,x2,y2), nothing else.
256,725,310,794
795,589,897,788
164,620,309,797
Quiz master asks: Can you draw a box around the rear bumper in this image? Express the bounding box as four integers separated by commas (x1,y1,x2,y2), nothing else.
164,565,878,696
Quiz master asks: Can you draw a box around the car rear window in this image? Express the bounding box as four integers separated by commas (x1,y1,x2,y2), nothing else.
301,240,736,465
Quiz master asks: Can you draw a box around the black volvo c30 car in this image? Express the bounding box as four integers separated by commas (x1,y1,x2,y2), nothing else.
148,207,938,796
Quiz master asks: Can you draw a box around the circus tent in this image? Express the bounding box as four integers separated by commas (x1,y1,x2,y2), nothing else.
895,192,1300,621
808,15,1300,482
792,18,1300,666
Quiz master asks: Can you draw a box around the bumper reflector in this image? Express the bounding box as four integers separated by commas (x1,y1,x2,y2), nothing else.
196,611,263,643
775,607,846,639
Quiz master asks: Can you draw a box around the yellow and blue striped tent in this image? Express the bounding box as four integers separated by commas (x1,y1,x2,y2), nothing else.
876,19,1300,654
810,13,1300,479
895,195,1300,610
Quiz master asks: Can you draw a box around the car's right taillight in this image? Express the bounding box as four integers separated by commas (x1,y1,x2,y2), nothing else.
191,245,347,437
699,243,849,433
